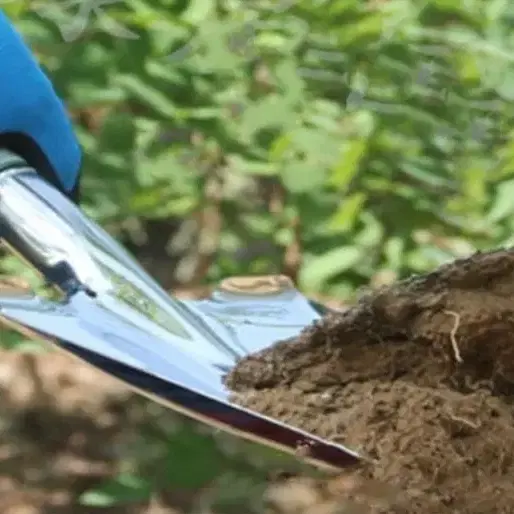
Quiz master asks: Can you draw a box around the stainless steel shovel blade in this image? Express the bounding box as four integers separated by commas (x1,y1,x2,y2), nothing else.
0,150,359,470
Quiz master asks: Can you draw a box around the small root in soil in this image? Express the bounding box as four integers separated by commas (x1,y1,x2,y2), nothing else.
443,310,463,364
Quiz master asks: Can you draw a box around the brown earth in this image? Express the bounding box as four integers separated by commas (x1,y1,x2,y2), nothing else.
225,248,514,513
0,350,271,514
0,350,143,514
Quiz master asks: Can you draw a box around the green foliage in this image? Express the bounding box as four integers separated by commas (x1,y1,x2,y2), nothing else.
78,414,304,510
80,473,153,507
3,0,513,298
1,0,513,506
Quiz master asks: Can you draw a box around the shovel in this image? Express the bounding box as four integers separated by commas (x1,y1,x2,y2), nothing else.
0,149,360,471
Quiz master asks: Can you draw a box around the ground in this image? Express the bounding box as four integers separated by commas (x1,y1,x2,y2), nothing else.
0,349,156,514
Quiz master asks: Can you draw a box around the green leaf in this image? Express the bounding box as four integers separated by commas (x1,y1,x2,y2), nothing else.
115,74,177,118
269,133,293,161
98,111,137,154
228,155,278,176
281,160,327,193
274,59,305,104
67,83,126,106
239,95,296,140
291,128,340,164
496,68,514,100
487,179,514,223
164,427,226,488
326,192,367,233
383,236,406,270
330,139,368,189
80,473,152,507
0,331,35,350
300,246,363,290
183,0,215,24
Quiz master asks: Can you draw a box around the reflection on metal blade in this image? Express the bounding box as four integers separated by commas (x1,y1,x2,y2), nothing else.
0,151,360,470
0,291,359,470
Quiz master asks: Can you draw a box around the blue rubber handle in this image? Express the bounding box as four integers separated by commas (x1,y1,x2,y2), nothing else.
0,10,81,192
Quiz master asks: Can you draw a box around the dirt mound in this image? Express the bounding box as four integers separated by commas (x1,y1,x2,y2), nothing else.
225,249,514,513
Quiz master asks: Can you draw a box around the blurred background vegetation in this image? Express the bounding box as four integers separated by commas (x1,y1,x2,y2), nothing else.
0,0,513,511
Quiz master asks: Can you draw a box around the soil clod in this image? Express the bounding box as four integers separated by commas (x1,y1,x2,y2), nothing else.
225,249,514,513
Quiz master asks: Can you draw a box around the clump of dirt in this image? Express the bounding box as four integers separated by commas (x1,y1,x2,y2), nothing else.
225,249,514,513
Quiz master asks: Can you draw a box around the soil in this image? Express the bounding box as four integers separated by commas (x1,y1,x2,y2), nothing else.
0,349,139,514
225,248,514,513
